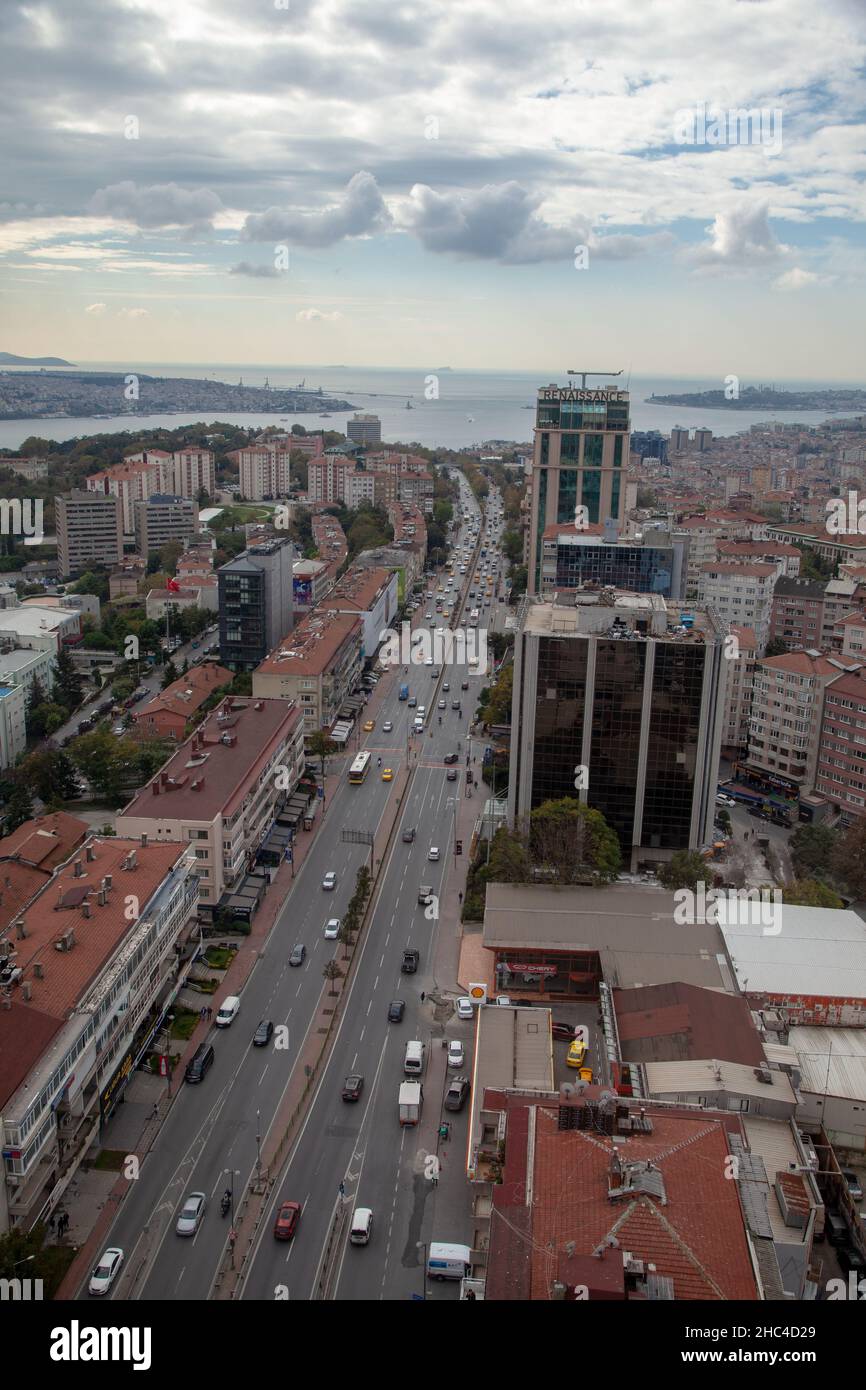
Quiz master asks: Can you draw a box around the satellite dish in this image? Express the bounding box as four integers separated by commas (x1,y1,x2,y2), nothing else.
599,1090,617,1105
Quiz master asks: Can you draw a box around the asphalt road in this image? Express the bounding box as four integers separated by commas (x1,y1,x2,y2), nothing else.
86,475,501,1303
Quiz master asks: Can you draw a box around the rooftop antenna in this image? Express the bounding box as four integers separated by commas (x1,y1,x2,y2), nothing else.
566,369,624,389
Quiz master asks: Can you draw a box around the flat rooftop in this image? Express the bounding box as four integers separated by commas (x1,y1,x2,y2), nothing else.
719,905,866,1000
255,611,361,679
521,594,719,641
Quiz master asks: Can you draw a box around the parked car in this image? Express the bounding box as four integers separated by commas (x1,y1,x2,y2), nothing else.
447,1040,465,1069
566,1039,587,1068
289,944,306,966
456,997,474,1020
444,1076,470,1111
342,1074,364,1102
324,918,340,939
176,1192,206,1236
842,1169,864,1201
88,1246,124,1296
253,1019,274,1047
273,1200,302,1240
388,1000,405,1022
322,871,337,890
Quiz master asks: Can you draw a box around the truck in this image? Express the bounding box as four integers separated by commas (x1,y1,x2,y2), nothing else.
399,1081,423,1126
401,948,420,973
399,683,409,700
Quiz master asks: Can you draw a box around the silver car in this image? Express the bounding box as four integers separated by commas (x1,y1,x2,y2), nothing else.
176,1191,206,1236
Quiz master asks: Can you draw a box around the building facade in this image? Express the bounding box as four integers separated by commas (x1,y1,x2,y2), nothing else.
56,492,124,578
133,494,198,555
218,538,294,670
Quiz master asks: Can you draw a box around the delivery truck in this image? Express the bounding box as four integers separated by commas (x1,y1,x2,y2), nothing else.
399,683,409,700
398,1081,423,1126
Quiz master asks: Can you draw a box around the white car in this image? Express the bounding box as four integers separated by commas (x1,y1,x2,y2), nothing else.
417,706,426,716
716,793,736,807
425,612,432,620
88,1246,124,1295
176,1191,206,1236
383,720,393,732
456,997,474,1020
438,699,446,710
322,871,337,891
425,656,434,665
324,918,340,939
447,1040,465,1069
428,846,440,861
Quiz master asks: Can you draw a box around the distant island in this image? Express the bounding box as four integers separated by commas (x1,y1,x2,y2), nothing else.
647,384,866,412
0,369,357,421
0,351,75,366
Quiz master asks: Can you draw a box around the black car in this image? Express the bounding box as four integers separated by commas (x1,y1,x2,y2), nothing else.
402,827,416,843
443,753,459,765
401,948,420,973
388,999,405,1022
253,1019,274,1047
451,700,461,711
461,680,469,691
342,1074,364,1102
289,944,306,967
837,1243,866,1277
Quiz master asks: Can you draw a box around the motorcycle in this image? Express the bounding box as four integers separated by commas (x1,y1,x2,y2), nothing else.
220,1190,231,1217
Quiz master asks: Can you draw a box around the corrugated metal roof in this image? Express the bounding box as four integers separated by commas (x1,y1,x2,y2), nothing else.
720,906,866,998
788,1025,866,1099
645,1058,797,1103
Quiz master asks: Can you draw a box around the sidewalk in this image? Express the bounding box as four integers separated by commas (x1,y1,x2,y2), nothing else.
54,758,345,1301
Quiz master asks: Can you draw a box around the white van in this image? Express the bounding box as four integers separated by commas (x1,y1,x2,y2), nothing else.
350,1208,373,1245
427,1243,471,1281
404,1040,425,1076
215,995,240,1028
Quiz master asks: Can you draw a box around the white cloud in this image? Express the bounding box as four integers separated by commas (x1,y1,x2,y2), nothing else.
689,203,789,270
773,266,832,291
118,307,150,318
243,172,391,248
89,181,224,234
85,302,106,314
296,308,343,321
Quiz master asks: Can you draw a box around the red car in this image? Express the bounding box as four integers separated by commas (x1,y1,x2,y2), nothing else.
273,1200,302,1240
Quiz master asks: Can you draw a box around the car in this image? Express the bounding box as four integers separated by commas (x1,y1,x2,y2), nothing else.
566,1039,587,1068
444,1076,470,1111
407,696,417,707
451,700,461,710
363,719,375,732
425,612,433,620
842,1169,864,1201
446,769,458,781
417,705,426,716
577,1066,594,1084
438,699,446,710
324,917,341,939
88,1246,124,1296
443,753,459,765
461,680,469,690
273,1200,302,1240
176,1191,206,1236
253,1019,274,1047
322,871,337,890
716,793,736,806
289,944,306,966
432,668,440,677
382,720,393,732
402,826,416,843
837,1243,866,1277
428,846,440,861
425,656,434,666
401,947,420,973
381,767,394,781
447,1040,465,1069
388,999,405,1022
456,997,474,1020
494,995,512,1006
442,681,450,691
112,724,126,737
418,884,433,905
342,1074,364,1102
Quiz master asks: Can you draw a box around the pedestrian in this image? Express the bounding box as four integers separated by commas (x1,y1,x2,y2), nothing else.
420,991,426,1003
458,891,463,904
49,1214,56,1232
151,1101,160,1120
339,1181,346,1198
207,1006,213,1021
200,1006,206,1021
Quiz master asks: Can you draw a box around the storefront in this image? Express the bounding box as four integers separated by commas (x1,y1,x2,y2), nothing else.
493,948,601,1001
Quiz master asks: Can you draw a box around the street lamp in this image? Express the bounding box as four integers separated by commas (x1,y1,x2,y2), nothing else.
255,1110,262,1186
416,1240,427,1301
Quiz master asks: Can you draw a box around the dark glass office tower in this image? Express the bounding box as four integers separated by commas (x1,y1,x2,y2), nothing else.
529,383,631,594
508,595,726,871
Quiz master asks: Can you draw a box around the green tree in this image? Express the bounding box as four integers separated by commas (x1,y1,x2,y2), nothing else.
2,779,34,834
528,798,622,883
323,960,344,995
656,850,709,892
764,637,788,658
831,818,866,899
307,729,337,783
484,665,513,726
790,823,840,880
53,646,84,711
161,658,178,689
508,564,527,600
783,878,844,908
485,827,531,881
18,748,81,802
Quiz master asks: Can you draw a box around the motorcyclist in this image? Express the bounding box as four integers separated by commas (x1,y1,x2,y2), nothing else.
377,756,382,767
438,715,442,724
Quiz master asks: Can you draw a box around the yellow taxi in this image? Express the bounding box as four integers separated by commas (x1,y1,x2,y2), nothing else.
578,1067,593,1084
381,767,394,782
566,1039,587,1069
363,720,375,732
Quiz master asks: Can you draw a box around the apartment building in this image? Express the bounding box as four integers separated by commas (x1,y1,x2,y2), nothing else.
346,413,382,446
815,665,866,824
698,562,777,653
0,836,199,1232
0,456,49,481
0,684,26,770
539,521,686,600
109,557,146,599
116,697,304,911
325,566,399,655
675,512,767,600
721,625,758,758
343,470,378,509
252,610,363,738
508,594,727,870
86,460,164,534
764,522,866,569
769,576,826,651
837,611,866,659
56,491,124,578
748,649,859,789
133,493,198,555
822,576,866,650
714,539,802,578
228,444,292,501
218,537,295,670
307,453,353,503
292,559,332,613
131,662,233,741
171,449,215,500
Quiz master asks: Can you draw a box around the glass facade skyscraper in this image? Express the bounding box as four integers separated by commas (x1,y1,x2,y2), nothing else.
529,383,631,594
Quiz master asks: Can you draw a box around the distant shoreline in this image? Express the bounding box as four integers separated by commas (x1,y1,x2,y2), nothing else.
647,387,866,412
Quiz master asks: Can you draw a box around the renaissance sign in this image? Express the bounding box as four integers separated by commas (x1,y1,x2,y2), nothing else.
538,387,629,403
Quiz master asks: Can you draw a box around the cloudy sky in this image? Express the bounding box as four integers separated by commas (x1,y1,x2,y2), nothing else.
1,0,864,376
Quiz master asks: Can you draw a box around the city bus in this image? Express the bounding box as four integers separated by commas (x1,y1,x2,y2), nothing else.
469,608,480,627
348,751,372,784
